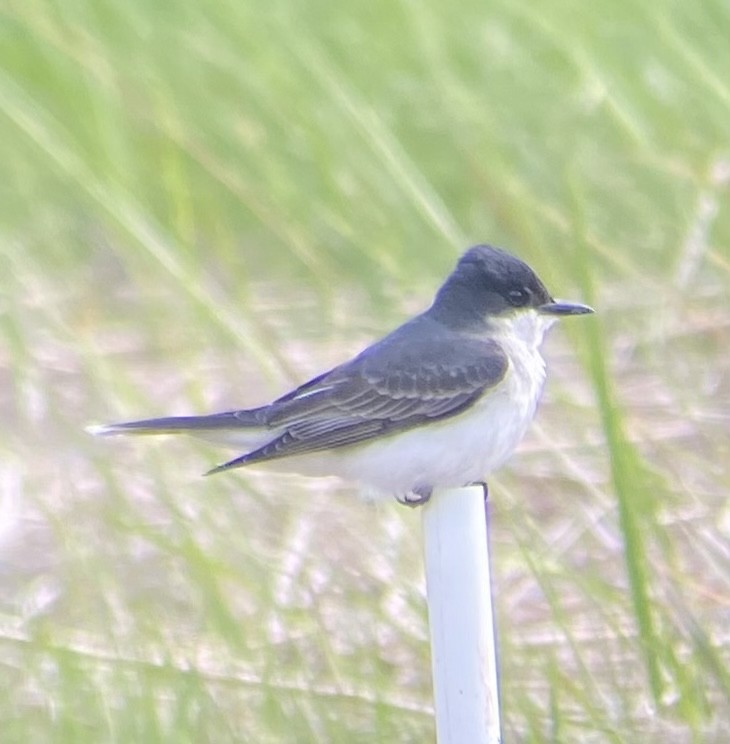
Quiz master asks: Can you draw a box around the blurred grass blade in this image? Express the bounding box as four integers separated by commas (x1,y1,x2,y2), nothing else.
569,188,663,703
0,66,289,381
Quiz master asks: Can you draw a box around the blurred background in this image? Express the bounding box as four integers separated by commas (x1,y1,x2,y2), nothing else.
1,0,729,741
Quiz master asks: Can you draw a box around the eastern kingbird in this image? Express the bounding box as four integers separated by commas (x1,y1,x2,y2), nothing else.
89,245,593,505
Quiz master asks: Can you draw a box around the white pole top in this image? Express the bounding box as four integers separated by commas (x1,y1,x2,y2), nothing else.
422,485,502,744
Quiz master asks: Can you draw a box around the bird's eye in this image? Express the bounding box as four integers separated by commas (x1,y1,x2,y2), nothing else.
507,288,530,307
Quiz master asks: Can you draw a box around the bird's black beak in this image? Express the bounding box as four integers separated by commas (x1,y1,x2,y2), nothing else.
538,300,594,316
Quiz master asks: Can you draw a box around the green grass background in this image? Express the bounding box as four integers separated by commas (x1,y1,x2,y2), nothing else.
1,0,729,741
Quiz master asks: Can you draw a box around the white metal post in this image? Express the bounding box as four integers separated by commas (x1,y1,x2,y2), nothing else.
422,485,502,743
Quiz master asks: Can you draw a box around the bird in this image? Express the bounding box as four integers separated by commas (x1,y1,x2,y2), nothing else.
88,245,593,505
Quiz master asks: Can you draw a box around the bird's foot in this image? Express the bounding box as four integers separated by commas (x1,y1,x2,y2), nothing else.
396,486,433,508
467,480,489,502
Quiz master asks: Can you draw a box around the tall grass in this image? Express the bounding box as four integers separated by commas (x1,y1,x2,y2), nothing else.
1,0,728,740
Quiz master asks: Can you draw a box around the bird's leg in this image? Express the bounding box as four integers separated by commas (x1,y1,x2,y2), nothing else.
468,480,489,504
396,486,433,508
466,480,489,502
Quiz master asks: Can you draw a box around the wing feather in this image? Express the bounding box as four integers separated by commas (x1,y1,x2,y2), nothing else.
210,329,508,473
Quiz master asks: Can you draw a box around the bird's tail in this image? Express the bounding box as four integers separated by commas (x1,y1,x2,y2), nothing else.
86,409,265,437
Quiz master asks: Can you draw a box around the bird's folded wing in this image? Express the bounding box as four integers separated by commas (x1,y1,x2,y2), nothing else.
209,336,508,473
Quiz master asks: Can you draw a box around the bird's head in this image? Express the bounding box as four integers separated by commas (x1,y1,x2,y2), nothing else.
431,245,593,341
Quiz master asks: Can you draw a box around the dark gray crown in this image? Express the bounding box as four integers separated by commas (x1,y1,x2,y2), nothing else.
430,244,552,325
